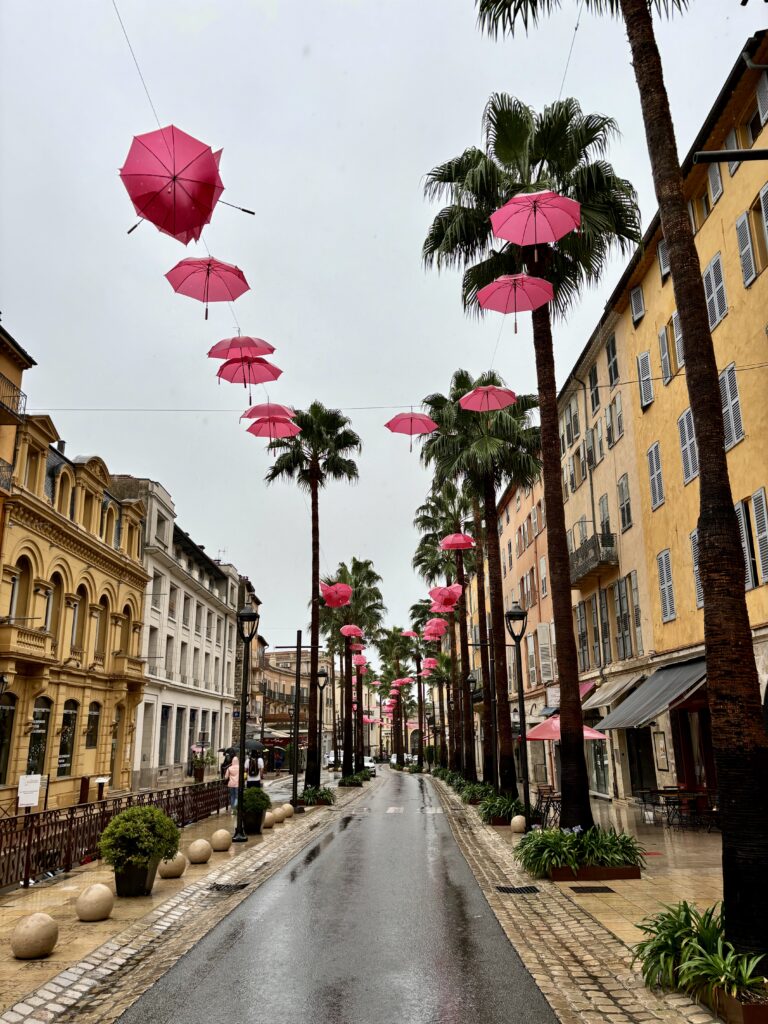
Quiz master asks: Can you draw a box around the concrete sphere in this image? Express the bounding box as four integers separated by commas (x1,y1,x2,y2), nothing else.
75,884,114,922
158,852,187,879
11,913,58,959
262,811,275,829
211,829,233,852
510,815,527,834
271,807,286,824
282,803,295,819
187,839,213,864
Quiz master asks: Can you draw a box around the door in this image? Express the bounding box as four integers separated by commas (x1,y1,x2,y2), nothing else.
626,728,656,794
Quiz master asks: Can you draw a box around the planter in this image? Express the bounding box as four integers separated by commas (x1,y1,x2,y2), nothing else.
114,858,161,897
710,991,768,1024
192,766,205,783
489,816,511,826
243,809,265,835
549,865,642,881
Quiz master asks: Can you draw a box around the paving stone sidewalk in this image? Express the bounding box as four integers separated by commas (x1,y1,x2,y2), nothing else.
0,780,377,1024
432,778,717,1024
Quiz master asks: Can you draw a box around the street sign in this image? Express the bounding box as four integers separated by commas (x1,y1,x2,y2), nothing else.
232,710,241,719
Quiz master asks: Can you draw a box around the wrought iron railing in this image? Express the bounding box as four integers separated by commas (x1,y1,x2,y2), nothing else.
0,779,227,891
0,372,26,418
569,532,618,585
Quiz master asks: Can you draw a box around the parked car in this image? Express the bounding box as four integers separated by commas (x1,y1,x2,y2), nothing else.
363,756,377,777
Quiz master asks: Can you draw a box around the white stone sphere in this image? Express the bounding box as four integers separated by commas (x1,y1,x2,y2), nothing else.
75,883,114,922
271,807,286,824
282,803,295,819
187,839,213,864
11,913,58,959
158,852,187,879
211,829,233,852
262,811,275,829
510,815,527,834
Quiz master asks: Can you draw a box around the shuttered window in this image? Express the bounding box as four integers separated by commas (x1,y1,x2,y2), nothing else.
606,335,619,387
613,578,632,659
658,326,671,384
690,529,704,608
702,253,728,329
752,487,768,584
540,556,547,597
657,549,676,623
599,493,610,534
630,286,645,324
757,71,768,126
688,199,697,234
630,570,644,656
590,596,600,667
575,602,589,673
637,351,654,408
725,128,740,175
537,622,553,683
672,310,684,369
735,500,757,591
708,162,723,205
658,237,670,280
647,442,664,510
736,212,757,286
719,362,744,451
526,634,537,686
589,364,600,412
599,588,612,666
760,184,768,250
618,474,632,531
677,408,699,484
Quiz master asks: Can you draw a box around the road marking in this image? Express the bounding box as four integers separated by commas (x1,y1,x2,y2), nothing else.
421,807,443,814
386,806,404,814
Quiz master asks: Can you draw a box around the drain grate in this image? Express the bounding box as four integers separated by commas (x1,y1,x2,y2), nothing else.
570,885,615,894
208,882,250,894
496,885,539,895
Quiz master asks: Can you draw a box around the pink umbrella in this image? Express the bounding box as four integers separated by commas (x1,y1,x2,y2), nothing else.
422,669,432,678
217,357,282,387
490,190,581,261
246,417,301,440
401,630,418,638
385,411,439,453
426,618,449,633
440,534,475,551
340,624,363,638
208,336,275,360
349,643,365,652
352,655,367,667
320,582,352,608
429,585,461,606
477,273,554,333
459,385,518,413
430,603,455,614
360,666,369,675
166,257,249,319
525,715,606,742
241,402,295,421
423,658,438,670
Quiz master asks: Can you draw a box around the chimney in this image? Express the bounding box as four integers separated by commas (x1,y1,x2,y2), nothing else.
56,440,66,454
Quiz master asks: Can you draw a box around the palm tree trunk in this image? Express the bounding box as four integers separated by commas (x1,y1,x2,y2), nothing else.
620,0,768,953
473,498,496,788
455,551,477,781
447,621,460,771
416,653,425,769
305,476,321,789
355,669,364,773
481,477,519,800
342,638,354,778
437,675,448,768
530,304,593,828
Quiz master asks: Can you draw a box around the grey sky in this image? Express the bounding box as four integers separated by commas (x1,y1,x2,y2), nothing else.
0,0,764,653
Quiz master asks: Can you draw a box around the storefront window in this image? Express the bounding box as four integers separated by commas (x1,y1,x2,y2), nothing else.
174,708,186,764
158,705,171,766
57,700,79,777
85,702,101,748
588,740,610,795
0,693,17,785
27,697,53,775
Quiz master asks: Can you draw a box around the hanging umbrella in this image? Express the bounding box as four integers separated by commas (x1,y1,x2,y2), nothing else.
423,658,439,670
119,125,224,243
246,417,301,439
440,533,475,551
385,411,439,453
429,585,461,606
352,655,367,667
349,643,365,652
490,190,581,261
476,274,554,333
459,385,518,413
166,257,249,319
401,630,418,638
426,618,449,633
217,357,282,387
320,582,352,608
208,336,275,360
525,715,606,742
340,624,364,638
241,402,295,421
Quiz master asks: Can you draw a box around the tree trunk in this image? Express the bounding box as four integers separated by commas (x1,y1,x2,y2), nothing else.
437,675,448,768
355,669,364,773
455,551,477,781
447,620,460,771
473,498,496,789
416,653,425,769
305,476,321,789
621,0,768,953
481,477,520,800
342,638,354,778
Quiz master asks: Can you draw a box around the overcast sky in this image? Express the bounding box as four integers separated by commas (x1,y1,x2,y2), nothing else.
0,0,764,653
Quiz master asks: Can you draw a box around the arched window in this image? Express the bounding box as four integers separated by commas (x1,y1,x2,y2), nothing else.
57,473,72,517
26,696,53,775
120,604,132,655
109,703,124,779
104,506,117,548
72,584,88,653
47,573,64,640
10,557,33,620
95,595,109,657
0,692,17,785
85,701,101,749
56,699,79,777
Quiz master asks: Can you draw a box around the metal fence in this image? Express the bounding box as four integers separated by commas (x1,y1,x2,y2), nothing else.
0,780,228,891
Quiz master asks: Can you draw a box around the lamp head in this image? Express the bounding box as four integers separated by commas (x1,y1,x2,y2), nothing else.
504,601,528,641
237,605,260,642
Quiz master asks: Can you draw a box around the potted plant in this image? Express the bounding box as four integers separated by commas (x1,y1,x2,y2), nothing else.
98,806,179,897
191,748,215,783
301,786,336,806
242,787,271,834
479,794,525,826
514,826,645,880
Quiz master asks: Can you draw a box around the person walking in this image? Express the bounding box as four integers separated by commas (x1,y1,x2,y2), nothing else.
245,754,263,789
225,755,240,813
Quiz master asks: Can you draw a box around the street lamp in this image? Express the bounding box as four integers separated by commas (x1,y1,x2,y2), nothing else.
317,668,329,768
505,601,531,830
233,604,260,843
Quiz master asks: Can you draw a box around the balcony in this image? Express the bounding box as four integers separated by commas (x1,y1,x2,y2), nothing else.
0,623,52,661
0,372,26,425
569,532,619,586
111,654,145,680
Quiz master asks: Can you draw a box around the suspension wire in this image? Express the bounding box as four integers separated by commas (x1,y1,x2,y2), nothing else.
111,0,163,131
558,0,587,101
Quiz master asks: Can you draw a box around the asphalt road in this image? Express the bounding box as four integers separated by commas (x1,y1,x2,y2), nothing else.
117,768,556,1024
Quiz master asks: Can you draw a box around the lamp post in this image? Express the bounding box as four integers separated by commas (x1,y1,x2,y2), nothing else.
505,601,531,830
233,603,261,843
317,668,328,768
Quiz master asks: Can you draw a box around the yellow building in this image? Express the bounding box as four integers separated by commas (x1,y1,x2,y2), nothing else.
0,410,149,811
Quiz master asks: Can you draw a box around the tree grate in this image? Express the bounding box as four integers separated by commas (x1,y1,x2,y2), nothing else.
570,885,615,894
208,882,250,894
496,885,539,895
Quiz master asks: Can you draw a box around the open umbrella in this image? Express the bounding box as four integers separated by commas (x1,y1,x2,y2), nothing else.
245,737,267,753
166,257,249,319
401,630,418,638
525,715,606,742
340,624,364,638
349,643,365,652
217,357,282,387
459,385,517,413
352,655,367,667
320,582,352,608
241,402,295,421
490,190,581,261
246,417,301,439
208,336,275,360
385,411,439,452
425,618,449,633
477,274,554,333
440,533,475,550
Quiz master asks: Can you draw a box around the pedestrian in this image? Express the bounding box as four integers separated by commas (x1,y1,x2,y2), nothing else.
274,748,284,776
245,754,262,789
220,749,233,779
225,756,240,812
257,752,265,784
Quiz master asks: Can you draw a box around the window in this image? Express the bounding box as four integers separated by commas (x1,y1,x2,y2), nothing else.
151,572,163,610
537,623,554,683
526,634,537,687
578,441,587,483
599,493,610,535
671,311,684,370
753,487,768,586
168,585,178,621
575,602,589,672
735,499,759,591
630,285,645,324
182,593,191,626
590,596,600,668
505,506,510,525
595,418,604,462
630,570,644,656
756,71,768,131
540,556,547,597
606,392,623,447
85,701,101,748
719,362,744,451
690,530,704,609
658,325,672,385
688,199,697,234
637,351,654,408
657,549,676,622
194,604,202,634
565,402,574,446
647,442,665,510
606,335,619,387
159,705,172,766
566,529,574,554
27,697,52,775
568,455,576,492
678,408,699,484
613,578,633,659
724,128,740,175
56,700,79,778
577,515,588,546
702,253,728,330
588,365,600,412
531,505,539,535
699,188,711,222
174,708,186,763
570,398,580,441
736,211,757,287
707,162,723,206
658,237,670,280
599,589,612,666
0,693,17,785
562,466,569,503
618,474,632,531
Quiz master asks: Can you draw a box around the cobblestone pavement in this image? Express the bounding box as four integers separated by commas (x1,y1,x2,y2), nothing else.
0,780,376,1024
432,779,717,1024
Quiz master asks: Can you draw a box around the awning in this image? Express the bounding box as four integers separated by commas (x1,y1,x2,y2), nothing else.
580,681,596,701
540,706,558,718
582,673,643,711
597,658,706,731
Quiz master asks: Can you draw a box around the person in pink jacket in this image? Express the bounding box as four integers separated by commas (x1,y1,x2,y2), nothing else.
225,756,240,812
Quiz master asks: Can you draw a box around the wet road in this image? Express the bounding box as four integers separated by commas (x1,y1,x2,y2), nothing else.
118,768,556,1024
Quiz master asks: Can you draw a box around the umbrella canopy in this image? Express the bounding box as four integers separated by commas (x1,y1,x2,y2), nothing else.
525,715,606,742
476,274,554,332
423,658,439,670
352,655,367,667
384,412,439,435
246,417,300,439
208,336,275,360
459,385,518,413
430,602,455,614
119,125,224,243
340,624,364,638
166,257,249,318
429,585,461,606
490,190,581,254
401,630,418,638
320,582,352,608
241,402,295,420
349,643,365,652
440,533,475,551
217,357,282,387
245,737,267,752
425,618,449,633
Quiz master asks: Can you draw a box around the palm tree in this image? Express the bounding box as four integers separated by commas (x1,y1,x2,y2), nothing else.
474,3,768,954
266,402,361,789
423,97,639,827
422,369,540,796
375,627,412,766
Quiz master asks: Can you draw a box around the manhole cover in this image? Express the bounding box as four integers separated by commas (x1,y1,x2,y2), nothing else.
496,885,539,895
570,885,615,894
208,882,249,894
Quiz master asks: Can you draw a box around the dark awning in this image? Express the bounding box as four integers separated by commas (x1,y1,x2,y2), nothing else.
582,673,643,711
597,658,706,731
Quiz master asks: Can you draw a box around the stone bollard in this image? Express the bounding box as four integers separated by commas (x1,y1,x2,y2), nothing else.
158,852,187,879
211,829,233,852
11,913,58,959
262,811,275,829
271,807,286,824
187,839,213,864
75,884,114,922
282,803,295,819
510,815,527,834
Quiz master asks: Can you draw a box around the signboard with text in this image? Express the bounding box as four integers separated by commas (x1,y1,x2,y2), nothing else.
18,774,42,808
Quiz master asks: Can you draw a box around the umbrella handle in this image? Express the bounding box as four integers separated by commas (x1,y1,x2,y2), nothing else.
127,219,143,235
